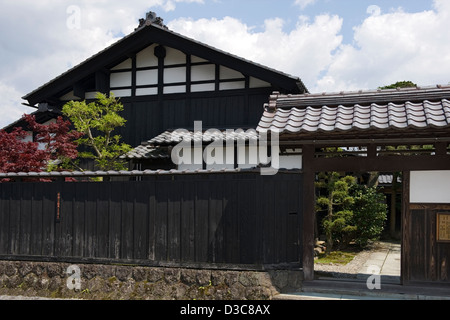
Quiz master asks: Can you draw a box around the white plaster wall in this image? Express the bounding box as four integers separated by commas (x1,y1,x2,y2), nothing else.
110,89,132,97
191,55,208,63
165,47,186,66
111,59,132,70
136,88,158,96
137,70,158,86
410,171,450,203
220,66,243,80
136,45,158,68
110,72,132,88
191,83,215,92
250,77,271,88
175,146,303,171
219,81,245,91
164,85,186,94
164,67,186,84
279,155,303,170
191,65,215,82
104,44,273,98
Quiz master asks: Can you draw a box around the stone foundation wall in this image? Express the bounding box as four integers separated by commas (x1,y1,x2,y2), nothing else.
0,261,303,300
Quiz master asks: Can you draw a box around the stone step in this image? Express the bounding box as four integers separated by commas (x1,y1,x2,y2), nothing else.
274,279,450,300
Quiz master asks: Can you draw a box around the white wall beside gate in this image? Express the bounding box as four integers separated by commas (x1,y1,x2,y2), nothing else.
410,170,450,203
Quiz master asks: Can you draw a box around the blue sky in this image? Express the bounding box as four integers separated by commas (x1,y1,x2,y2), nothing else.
0,0,448,128
161,0,434,44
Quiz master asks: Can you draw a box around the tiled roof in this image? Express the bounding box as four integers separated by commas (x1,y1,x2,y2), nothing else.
122,146,169,160
378,174,402,185
0,168,255,179
257,86,450,134
123,129,259,160
148,129,259,145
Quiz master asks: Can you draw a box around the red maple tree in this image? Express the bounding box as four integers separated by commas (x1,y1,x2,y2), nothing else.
0,114,83,173
0,127,48,173
24,114,83,167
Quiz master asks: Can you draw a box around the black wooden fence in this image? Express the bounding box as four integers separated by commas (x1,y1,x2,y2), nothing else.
0,172,303,269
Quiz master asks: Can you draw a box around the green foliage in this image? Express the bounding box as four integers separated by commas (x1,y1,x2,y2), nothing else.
378,81,417,90
316,250,357,265
351,185,388,247
316,173,357,253
316,172,388,251
62,93,132,171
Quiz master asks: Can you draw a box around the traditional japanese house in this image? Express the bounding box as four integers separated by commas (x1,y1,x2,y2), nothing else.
21,12,307,171
2,11,450,291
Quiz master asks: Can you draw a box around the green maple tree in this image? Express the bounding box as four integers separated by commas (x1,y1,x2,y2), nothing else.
62,93,132,171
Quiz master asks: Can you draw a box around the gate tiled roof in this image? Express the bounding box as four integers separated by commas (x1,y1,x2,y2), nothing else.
257,85,450,134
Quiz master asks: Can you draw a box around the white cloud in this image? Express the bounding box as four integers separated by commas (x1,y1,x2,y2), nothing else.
163,0,204,12
294,0,318,10
0,83,30,129
366,5,381,16
168,1,450,95
168,14,343,91
0,0,203,128
315,0,450,92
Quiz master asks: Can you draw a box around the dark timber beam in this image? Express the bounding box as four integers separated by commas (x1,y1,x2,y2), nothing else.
302,145,315,281
131,54,137,97
311,155,450,172
279,137,450,147
95,70,110,95
73,81,85,99
154,45,166,100
401,171,410,285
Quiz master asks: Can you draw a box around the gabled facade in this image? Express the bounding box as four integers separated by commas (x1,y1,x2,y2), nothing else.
22,13,307,152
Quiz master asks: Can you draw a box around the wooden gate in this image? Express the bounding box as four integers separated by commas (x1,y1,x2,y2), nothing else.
403,171,450,284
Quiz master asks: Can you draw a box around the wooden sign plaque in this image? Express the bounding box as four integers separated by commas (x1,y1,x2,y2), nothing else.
437,213,450,243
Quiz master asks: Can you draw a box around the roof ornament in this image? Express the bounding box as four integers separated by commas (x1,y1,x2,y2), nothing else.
266,92,280,112
136,11,168,31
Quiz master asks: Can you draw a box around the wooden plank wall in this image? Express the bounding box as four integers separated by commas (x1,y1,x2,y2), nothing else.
407,204,450,283
119,90,272,147
0,173,303,269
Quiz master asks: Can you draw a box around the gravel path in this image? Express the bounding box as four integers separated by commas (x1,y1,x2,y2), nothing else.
314,242,391,278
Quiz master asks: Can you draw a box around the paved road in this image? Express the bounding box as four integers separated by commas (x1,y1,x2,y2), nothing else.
0,295,78,300
357,241,401,284
0,295,57,300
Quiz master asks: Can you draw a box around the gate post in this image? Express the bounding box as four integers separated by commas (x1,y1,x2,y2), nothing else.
401,170,410,284
302,145,315,281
